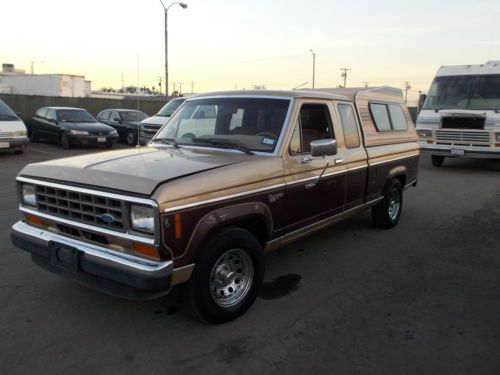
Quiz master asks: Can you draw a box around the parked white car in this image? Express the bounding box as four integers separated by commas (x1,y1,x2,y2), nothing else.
0,99,28,154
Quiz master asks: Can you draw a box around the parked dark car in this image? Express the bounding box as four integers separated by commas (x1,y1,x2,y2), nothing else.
97,109,148,146
28,107,119,149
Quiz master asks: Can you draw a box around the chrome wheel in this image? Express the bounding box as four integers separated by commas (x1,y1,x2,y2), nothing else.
388,187,401,222
209,248,254,308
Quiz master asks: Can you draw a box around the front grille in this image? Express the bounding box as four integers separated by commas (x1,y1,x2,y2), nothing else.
435,130,491,145
140,124,161,138
35,185,125,231
441,116,485,129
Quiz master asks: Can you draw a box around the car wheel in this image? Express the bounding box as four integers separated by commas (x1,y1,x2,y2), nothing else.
184,227,264,324
372,179,403,229
125,129,137,146
60,133,70,149
28,129,39,142
431,155,444,167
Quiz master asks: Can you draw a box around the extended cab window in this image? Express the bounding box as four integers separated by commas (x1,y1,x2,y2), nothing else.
289,103,334,155
338,104,360,148
370,102,408,131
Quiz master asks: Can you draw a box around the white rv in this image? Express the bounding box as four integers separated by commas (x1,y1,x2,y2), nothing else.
416,61,500,166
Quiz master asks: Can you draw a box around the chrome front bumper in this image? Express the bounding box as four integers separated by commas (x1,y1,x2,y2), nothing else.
11,221,173,299
419,143,500,159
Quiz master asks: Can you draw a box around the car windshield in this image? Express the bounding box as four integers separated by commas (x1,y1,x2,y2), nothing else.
57,109,96,122
121,111,148,122
155,97,290,153
0,99,18,120
423,74,500,111
157,98,186,117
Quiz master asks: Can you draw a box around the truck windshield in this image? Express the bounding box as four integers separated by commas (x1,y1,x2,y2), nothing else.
423,74,500,111
157,98,186,117
0,99,18,120
155,97,290,153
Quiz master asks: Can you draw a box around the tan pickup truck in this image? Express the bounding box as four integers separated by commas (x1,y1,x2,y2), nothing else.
11,88,419,323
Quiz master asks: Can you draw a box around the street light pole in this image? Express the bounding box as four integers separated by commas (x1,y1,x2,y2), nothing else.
309,49,315,88
31,60,44,75
159,1,188,98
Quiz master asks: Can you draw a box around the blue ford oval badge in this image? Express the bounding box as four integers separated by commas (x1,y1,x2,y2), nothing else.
100,213,115,223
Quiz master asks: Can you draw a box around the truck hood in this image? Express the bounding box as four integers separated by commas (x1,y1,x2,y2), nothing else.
19,146,251,195
0,119,27,133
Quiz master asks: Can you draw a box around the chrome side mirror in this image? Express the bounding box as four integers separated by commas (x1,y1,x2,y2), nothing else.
310,139,337,157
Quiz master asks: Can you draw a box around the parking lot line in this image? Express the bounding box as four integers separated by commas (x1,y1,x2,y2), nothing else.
28,146,66,157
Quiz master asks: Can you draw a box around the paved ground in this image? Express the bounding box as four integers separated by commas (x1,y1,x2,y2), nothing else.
1,143,499,374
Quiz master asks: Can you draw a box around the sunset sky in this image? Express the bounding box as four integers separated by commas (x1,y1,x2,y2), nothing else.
2,0,499,102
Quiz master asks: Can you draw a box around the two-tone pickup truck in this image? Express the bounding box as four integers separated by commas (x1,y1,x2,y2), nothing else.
11,88,419,323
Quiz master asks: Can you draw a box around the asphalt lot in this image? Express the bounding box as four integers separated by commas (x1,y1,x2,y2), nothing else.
1,142,499,374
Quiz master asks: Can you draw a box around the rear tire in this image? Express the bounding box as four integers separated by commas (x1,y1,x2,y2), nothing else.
372,179,403,229
60,133,70,149
184,227,264,324
431,155,444,167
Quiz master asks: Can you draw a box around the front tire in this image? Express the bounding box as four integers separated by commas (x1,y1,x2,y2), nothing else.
431,155,444,167
184,227,264,324
125,129,137,146
60,133,70,149
372,179,403,229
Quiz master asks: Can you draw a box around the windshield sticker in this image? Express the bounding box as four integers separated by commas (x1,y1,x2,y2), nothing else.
262,137,275,146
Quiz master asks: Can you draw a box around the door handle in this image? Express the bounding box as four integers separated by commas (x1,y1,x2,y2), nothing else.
334,158,344,165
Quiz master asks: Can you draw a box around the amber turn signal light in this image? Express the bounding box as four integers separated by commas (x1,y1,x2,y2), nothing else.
25,214,43,226
132,243,160,260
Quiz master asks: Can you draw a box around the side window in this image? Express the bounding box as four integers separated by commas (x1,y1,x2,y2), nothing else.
388,104,408,130
370,103,391,131
338,104,360,148
110,111,119,121
289,103,334,155
370,102,408,132
35,108,48,118
99,110,110,121
46,109,57,121
289,120,302,154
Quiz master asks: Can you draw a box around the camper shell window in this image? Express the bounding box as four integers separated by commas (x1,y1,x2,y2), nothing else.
369,102,408,132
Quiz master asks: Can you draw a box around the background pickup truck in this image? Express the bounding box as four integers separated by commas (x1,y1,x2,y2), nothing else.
11,87,419,323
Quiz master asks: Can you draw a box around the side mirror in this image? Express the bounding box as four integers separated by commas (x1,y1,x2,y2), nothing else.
113,117,121,122
418,93,427,109
310,139,337,157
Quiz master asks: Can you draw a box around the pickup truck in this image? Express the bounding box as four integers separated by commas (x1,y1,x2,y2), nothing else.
11,88,419,323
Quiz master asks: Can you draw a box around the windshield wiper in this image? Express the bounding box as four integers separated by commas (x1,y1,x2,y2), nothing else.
151,137,179,148
190,138,254,155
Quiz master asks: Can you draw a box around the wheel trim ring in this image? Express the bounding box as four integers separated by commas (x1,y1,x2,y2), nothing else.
209,248,254,308
388,187,401,221
126,131,135,144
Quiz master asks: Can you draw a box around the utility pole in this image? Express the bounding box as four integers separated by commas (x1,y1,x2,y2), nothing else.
157,76,164,95
363,81,369,88
404,81,411,104
340,67,351,88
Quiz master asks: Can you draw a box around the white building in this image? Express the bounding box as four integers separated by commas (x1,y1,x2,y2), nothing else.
0,63,92,97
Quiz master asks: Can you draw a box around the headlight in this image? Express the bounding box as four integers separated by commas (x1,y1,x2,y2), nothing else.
68,130,89,135
22,184,37,206
130,205,155,234
495,133,500,142
14,130,27,137
417,129,432,138
109,130,118,135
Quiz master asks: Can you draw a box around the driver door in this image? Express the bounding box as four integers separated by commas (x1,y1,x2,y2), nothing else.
283,100,347,229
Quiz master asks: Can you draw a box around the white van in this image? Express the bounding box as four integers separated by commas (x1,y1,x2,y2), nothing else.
0,99,28,154
416,61,500,166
